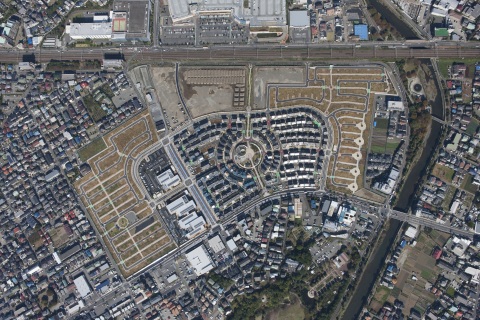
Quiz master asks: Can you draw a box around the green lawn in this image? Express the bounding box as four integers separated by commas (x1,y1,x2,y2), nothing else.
83,94,107,122
437,59,478,79
461,174,478,194
432,164,455,183
78,138,107,162
374,118,389,130
465,119,479,136
386,141,400,154
420,268,436,282
371,144,386,154
446,287,456,298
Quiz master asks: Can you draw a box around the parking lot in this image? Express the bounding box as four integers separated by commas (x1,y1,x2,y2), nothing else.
159,9,249,46
310,239,343,264
197,14,249,45
139,148,171,197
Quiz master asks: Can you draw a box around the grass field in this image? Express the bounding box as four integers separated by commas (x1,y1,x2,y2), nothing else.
442,186,456,211
385,140,400,154
432,164,455,183
461,174,478,194
437,59,478,79
265,294,305,320
374,118,389,129
83,94,107,121
465,119,479,136
78,138,107,162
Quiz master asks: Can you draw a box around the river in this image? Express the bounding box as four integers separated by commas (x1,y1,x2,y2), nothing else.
342,58,445,317
394,60,444,211
367,0,419,40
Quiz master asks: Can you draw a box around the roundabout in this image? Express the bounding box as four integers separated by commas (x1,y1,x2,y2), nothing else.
117,217,129,229
233,141,264,169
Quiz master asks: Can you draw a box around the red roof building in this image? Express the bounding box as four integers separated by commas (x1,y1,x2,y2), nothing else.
432,248,442,260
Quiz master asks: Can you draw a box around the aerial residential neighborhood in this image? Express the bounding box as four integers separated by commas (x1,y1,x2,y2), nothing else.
0,0,479,319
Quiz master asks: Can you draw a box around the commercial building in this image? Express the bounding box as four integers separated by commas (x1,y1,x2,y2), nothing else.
354,24,368,40
185,245,215,276
113,0,151,41
166,195,197,217
387,101,405,111
45,169,60,182
66,300,85,315
157,169,181,190
337,205,356,227
374,167,400,194
73,275,92,298
67,22,113,40
208,235,226,253
167,0,286,26
289,10,309,28
178,211,206,239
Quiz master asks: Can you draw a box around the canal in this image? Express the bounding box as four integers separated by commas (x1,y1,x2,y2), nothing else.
342,60,445,318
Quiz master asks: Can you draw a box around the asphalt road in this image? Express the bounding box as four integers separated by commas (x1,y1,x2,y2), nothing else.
389,209,475,239
6,42,480,63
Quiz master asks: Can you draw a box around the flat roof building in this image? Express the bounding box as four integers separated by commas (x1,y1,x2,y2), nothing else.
166,195,197,217
45,169,60,182
185,245,214,276
208,235,226,253
354,24,368,40
178,211,206,239
226,239,238,252
113,0,151,41
157,169,181,190
167,0,286,26
73,275,92,298
337,205,356,227
68,22,112,40
387,101,404,111
289,10,309,28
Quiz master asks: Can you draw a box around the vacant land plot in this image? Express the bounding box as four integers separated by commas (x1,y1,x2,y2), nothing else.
179,67,247,118
465,118,479,135
277,87,323,101
265,294,305,320
78,138,108,162
432,164,455,183
74,111,176,277
461,174,478,194
149,66,187,129
253,66,306,109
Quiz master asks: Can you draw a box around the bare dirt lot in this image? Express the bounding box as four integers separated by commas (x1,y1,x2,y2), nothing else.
150,66,187,130
74,111,176,277
179,66,247,118
253,66,306,109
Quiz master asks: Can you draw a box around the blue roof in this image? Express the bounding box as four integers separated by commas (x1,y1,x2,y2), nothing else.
96,279,110,291
354,24,368,40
